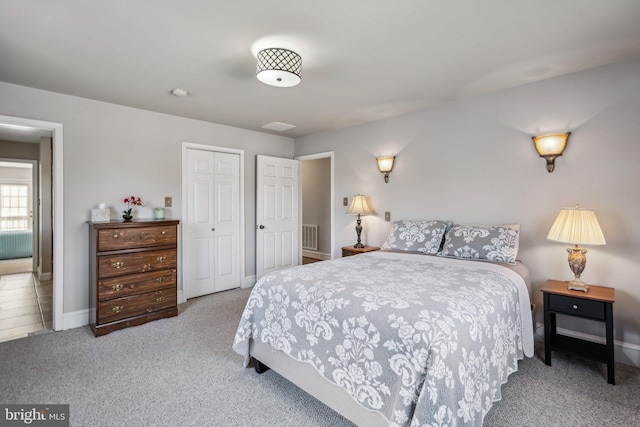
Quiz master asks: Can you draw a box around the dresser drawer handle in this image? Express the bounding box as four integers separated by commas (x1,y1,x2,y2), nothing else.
572,304,579,310
112,306,124,313
156,296,167,303
161,230,167,235
112,284,124,291
113,233,119,239
156,256,167,262
112,261,124,269
156,277,166,283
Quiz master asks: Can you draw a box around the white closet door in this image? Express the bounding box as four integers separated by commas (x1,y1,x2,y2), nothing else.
185,148,240,298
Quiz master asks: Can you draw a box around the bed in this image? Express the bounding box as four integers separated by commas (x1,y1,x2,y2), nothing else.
233,221,533,426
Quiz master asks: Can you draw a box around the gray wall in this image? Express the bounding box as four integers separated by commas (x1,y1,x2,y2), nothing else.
0,81,294,315
294,57,640,367
302,157,331,256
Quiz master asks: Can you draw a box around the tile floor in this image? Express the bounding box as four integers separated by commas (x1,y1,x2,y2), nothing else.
0,272,52,343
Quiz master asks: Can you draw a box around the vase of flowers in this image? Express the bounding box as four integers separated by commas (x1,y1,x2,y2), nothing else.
122,195,145,221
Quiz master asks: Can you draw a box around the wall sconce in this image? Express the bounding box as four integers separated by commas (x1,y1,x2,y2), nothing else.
532,132,570,173
377,156,395,183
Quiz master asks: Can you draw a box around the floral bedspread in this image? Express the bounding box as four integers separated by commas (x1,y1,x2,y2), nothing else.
233,251,533,426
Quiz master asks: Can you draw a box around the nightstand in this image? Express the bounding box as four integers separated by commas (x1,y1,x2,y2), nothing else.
541,279,615,384
341,246,380,257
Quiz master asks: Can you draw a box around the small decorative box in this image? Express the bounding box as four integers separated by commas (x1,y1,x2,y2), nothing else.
91,208,110,222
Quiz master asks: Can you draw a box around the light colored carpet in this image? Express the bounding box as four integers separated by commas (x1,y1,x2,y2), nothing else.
0,288,638,426
0,257,32,276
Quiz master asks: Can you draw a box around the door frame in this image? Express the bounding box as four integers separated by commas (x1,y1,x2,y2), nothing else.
181,141,245,303
295,151,334,261
0,114,64,331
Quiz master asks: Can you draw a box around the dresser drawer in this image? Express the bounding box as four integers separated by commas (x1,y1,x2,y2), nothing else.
98,288,176,324
97,225,176,252
98,249,177,278
98,269,176,301
548,294,605,320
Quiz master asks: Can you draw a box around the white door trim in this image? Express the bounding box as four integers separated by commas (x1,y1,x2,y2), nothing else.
295,151,334,260
0,115,64,331
181,141,245,303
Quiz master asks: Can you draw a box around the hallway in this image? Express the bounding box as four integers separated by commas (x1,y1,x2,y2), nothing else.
0,272,51,342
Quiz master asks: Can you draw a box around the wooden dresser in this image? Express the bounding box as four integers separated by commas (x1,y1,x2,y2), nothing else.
88,219,180,336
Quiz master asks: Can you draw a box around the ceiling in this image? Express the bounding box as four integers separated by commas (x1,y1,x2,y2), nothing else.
1,0,640,140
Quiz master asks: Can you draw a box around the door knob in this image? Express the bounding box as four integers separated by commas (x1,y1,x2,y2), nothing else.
258,225,265,229
211,228,215,231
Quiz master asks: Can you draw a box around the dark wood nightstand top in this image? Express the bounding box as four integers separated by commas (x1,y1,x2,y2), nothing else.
541,279,615,303
341,246,380,257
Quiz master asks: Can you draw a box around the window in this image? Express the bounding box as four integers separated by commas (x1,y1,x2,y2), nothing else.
0,184,30,231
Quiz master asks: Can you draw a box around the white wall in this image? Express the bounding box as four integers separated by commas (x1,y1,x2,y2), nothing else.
295,57,640,367
0,81,294,315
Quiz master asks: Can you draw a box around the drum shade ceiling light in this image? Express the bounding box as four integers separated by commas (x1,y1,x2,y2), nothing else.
256,48,302,87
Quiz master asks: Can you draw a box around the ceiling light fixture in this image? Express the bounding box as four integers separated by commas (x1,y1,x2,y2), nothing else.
171,88,189,97
256,48,302,87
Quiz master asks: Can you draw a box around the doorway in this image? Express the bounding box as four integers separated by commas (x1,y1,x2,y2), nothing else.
297,152,334,263
0,115,64,336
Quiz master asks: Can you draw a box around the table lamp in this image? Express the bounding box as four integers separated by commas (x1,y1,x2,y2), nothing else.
346,195,373,248
547,205,606,292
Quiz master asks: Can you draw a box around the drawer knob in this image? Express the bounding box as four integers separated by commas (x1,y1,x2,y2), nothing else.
112,261,124,269
156,277,166,283
156,296,167,303
572,304,579,310
156,256,167,262
112,284,124,291
161,230,167,235
112,306,124,313
113,233,119,239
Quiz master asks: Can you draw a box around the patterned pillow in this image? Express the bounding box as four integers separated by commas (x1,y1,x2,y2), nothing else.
381,220,448,254
438,224,520,265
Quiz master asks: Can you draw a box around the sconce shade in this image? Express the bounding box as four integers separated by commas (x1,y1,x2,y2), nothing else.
377,156,395,183
547,206,605,246
346,195,373,216
532,132,570,172
547,205,605,292
256,48,302,87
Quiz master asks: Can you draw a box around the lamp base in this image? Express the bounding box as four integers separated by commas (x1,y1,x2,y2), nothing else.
567,280,589,292
353,243,365,249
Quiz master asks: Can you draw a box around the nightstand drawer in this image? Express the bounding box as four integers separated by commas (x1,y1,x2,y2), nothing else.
548,294,605,320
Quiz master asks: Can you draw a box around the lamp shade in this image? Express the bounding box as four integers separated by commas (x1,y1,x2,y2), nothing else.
346,195,373,216
256,48,302,87
377,156,395,173
533,133,569,156
547,207,606,246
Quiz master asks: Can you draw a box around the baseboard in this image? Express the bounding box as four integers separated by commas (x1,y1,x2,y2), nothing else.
302,250,331,261
535,322,640,368
37,268,52,282
63,309,89,330
243,275,256,289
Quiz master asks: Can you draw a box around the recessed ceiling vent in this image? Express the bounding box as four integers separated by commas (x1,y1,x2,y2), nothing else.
261,122,296,132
